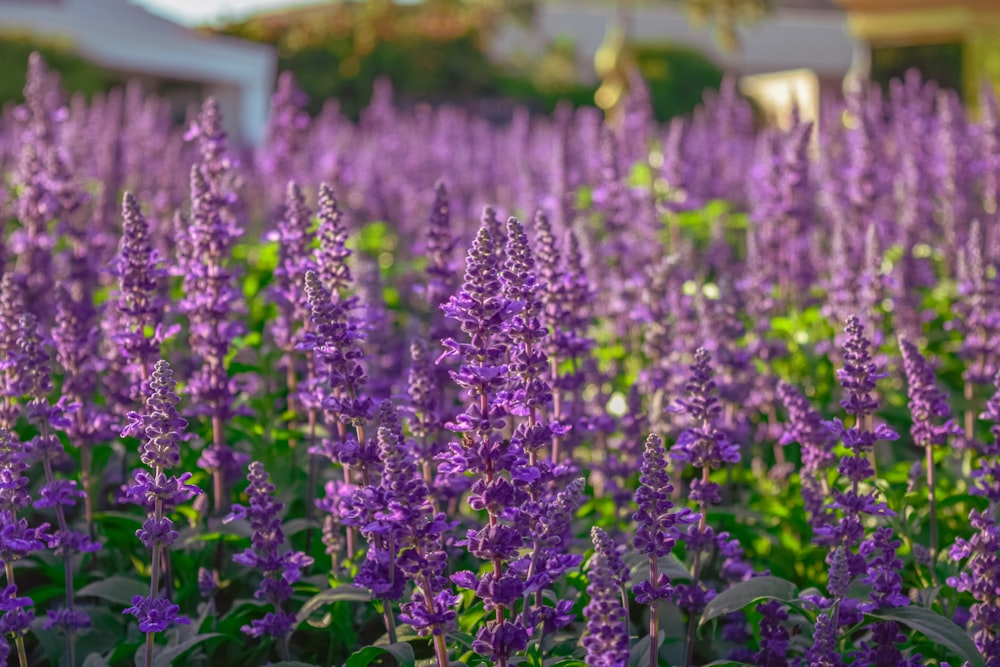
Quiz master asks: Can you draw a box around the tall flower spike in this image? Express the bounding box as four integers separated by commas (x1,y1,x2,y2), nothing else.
226,461,313,661
439,225,527,667
899,336,959,561
778,381,836,532
816,315,897,559
121,361,199,667
112,192,167,389
271,181,315,357
315,183,352,295
671,348,742,667
583,527,629,667
633,432,695,667
16,313,96,658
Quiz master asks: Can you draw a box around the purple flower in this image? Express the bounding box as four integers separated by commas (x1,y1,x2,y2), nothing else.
899,337,958,449
424,182,458,342
121,360,199,642
314,182,352,295
815,316,897,554
583,527,629,667
300,269,372,432
226,461,313,651
122,360,188,469
754,600,789,667
124,596,190,634
111,192,167,390
778,382,836,531
671,348,740,485
633,433,695,604
803,612,843,667
271,181,315,357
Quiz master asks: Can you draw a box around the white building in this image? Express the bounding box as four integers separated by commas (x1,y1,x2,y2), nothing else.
0,0,276,145
490,0,859,85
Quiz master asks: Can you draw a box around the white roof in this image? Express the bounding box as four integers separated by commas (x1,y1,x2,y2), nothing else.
0,0,276,144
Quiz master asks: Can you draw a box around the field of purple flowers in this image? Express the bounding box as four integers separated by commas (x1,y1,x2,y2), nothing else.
1,52,998,666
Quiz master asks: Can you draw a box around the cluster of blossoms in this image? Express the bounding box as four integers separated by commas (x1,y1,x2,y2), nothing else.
947,372,1000,665
121,361,200,664
226,461,313,658
180,98,248,510
7,49,1000,667
439,225,530,664
583,527,629,667
15,314,97,654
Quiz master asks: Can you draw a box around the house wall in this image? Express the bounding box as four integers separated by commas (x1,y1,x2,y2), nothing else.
489,0,858,83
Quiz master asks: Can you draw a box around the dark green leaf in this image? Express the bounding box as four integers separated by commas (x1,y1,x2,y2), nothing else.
82,654,111,667
296,586,372,624
346,642,415,667
868,606,984,667
629,630,664,667
700,576,798,625
78,576,148,607
150,633,226,667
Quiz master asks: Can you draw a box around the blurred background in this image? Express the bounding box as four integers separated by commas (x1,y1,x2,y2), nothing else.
0,0,995,146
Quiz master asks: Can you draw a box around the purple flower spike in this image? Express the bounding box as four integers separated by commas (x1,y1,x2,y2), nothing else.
271,181,315,359
315,183,352,295
899,337,958,449
122,360,199,654
672,348,740,479
583,527,629,667
226,461,313,657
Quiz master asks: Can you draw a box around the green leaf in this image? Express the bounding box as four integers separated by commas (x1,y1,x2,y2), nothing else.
546,661,587,667
700,576,798,626
629,631,664,667
150,633,226,667
269,663,319,667
82,653,111,667
346,642,415,667
78,576,148,607
296,586,372,624
867,606,984,667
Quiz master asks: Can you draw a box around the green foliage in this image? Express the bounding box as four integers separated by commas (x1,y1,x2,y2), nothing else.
0,33,117,106
633,43,725,120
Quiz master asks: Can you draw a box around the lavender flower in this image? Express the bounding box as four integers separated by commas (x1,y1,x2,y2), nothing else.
181,162,248,511
226,461,314,660
754,600,790,666
816,316,897,559
778,381,836,532
121,361,199,666
633,433,693,602
260,72,309,205
670,348,741,667
948,372,1000,664
366,420,458,662
111,192,169,393
271,181,315,358
899,336,959,560
314,183,352,295
633,432,695,667
424,182,458,342
439,226,528,666
16,314,96,659
0,426,45,667
583,527,629,667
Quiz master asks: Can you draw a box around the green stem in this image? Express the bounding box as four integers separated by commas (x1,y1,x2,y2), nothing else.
5,562,28,667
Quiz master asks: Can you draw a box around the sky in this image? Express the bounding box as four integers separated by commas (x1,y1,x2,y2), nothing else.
129,0,317,26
